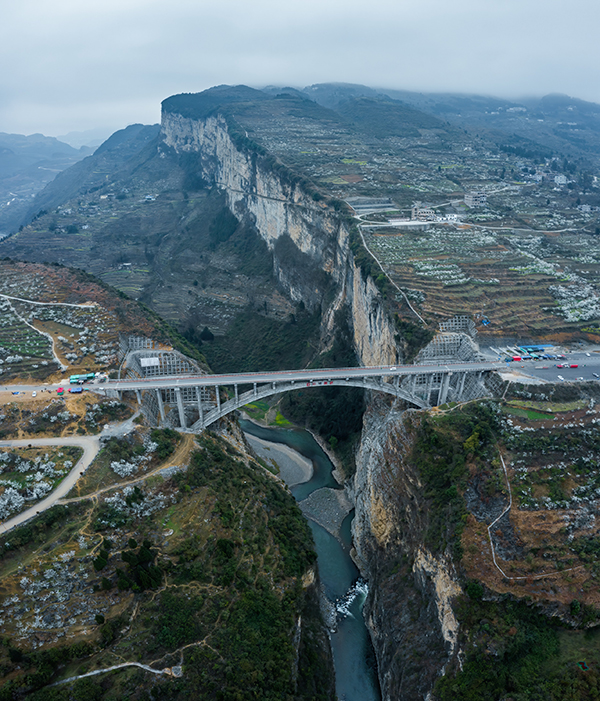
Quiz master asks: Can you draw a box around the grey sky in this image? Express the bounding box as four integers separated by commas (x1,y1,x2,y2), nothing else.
2,0,599,137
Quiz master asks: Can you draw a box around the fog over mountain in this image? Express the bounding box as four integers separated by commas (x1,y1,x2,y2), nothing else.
2,0,598,135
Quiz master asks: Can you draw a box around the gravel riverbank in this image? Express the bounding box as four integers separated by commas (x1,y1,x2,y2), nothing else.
299,487,353,539
245,433,313,486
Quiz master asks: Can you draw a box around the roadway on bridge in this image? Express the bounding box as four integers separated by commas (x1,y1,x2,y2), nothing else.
1,361,506,395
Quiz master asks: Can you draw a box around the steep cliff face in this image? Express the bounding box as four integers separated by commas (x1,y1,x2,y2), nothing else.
160,110,398,367
349,396,462,700
161,106,451,697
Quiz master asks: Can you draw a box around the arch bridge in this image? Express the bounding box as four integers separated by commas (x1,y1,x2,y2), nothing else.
110,360,504,431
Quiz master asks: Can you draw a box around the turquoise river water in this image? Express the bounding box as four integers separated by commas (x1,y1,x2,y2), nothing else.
239,419,381,701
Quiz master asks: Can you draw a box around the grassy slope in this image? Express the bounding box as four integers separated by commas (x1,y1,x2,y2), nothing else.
0,432,333,700
406,399,600,700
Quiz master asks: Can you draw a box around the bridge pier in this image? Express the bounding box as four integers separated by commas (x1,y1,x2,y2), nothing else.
195,387,204,427
426,373,433,405
175,387,186,429
135,389,142,405
155,389,166,424
234,384,238,403
439,373,451,405
253,382,257,397
216,386,220,412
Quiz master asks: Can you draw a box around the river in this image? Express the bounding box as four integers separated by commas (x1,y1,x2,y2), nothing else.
239,419,381,701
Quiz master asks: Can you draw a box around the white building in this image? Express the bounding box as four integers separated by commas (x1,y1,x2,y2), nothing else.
554,175,568,186
464,191,487,208
411,204,436,221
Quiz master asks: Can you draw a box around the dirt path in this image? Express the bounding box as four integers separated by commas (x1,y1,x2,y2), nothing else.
0,413,147,534
58,433,196,504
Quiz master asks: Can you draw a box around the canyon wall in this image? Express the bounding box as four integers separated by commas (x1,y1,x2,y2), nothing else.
161,107,461,699
161,111,398,367
349,396,462,700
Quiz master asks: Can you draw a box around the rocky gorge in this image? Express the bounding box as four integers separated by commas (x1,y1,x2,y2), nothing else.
160,93,461,699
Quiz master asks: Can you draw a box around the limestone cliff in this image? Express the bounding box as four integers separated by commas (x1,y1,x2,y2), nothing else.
161,104,451,698
160,110,398,367
349,396,463,700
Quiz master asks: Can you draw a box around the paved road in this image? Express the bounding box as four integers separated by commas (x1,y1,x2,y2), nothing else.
0,414,139,534
491,350,600,384
2,361,505,396
0,436,100,534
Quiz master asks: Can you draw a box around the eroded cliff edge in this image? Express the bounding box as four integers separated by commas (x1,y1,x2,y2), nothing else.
349,397,462,700
160,110,398,368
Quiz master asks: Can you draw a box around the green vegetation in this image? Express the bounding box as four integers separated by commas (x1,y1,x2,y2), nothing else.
116,538,162,592
243,400,269,421
179,434,316,579
0,504,74,563
271,411,292,427
508,399,587,413
0,432,331,699
436,594,600,701
503,405,556,421
201,305,321,373
150,427,180,459
395,315,435,362
411,402,499,556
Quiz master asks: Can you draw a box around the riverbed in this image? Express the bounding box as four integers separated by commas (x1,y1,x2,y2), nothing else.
240,419,381,701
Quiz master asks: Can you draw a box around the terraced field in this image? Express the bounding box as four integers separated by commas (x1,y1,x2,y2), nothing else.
365,225,600,336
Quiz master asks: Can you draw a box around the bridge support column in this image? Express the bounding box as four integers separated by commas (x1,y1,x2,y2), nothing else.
234,384,238,403
477,370,485,392
439,373,451,405
135,389,142,405
424,374,432,405
458,372,466,397
175,387,186,429
155,389,166,424
215,386,220,412
253,383,257,397
196,387,204,427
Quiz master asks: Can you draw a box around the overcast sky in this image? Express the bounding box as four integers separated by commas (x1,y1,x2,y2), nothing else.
2,0,599,139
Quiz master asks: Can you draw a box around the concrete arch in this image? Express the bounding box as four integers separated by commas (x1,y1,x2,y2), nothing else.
187,377,428,432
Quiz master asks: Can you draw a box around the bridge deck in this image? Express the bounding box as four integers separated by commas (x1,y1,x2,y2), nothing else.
110,361,504,391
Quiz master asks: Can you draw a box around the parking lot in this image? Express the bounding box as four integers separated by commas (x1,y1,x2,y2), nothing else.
484,344,600,384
